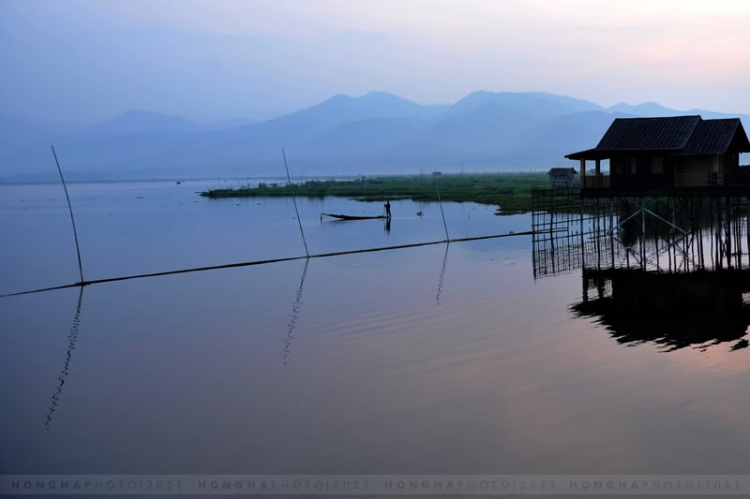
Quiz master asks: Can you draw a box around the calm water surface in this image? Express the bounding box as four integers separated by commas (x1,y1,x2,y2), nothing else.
0,180,528,295
2,181,750,480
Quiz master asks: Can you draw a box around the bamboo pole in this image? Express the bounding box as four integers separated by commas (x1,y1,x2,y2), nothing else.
282,148,309,258
1,229,557,298
51,145,84,284
435,177,450,242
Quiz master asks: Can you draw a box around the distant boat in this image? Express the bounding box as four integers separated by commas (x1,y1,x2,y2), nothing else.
322,213,387,221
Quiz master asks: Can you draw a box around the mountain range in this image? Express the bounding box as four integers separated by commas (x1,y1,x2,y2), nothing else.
2,91,748,182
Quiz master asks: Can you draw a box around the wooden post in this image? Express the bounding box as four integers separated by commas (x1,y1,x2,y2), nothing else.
582,272,589,303
580,159,586,188
714,154,721,185
580,196,586,269
724,196,732,269
641,196,646,270
595,198,601,268
595,159,601,176
610,198,615,268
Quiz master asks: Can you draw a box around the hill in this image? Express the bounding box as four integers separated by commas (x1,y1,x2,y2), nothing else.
1,91,748,181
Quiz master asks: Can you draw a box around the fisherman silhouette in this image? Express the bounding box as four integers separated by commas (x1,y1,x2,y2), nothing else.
384,200,391,218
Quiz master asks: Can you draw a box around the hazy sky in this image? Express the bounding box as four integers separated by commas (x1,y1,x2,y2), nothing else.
2,0,750,123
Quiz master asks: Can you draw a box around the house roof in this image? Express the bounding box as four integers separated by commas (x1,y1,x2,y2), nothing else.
596,116,700,151
682,119,750,155
548,167,577,175
566,116,750,160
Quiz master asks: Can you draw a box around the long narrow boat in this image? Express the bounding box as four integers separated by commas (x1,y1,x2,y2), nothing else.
322,213,387,221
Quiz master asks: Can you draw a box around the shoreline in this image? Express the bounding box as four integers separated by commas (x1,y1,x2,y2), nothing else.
200,173,550,215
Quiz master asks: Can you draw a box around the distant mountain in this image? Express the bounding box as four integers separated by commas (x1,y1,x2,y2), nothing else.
0,113,81,151
245,91,432,147
80,110,205,137
1,91,749,181
301,117,432,158
606,102,676,117
446,91,601,120
208,117,259,129
502,110,635,167
606,102,750,123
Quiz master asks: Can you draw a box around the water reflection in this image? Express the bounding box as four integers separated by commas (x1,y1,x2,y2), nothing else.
571,268,750,352
436,243,449,306
532,197,750,352
45,286,84,431
283,259,309,366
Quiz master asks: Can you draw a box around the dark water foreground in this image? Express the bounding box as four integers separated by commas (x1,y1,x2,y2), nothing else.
4,240,750,477
2,181,750,483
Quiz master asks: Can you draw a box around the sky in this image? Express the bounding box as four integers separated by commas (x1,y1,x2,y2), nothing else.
2,0,750,124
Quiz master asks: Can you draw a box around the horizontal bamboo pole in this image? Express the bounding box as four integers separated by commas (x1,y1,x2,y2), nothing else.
0,229,566,298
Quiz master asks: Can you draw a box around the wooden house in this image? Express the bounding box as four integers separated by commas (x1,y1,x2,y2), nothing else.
548,167,578,188
566,116,750,191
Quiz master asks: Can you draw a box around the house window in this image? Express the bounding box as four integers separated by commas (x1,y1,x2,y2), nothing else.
653,157,664,174
630,158,637,174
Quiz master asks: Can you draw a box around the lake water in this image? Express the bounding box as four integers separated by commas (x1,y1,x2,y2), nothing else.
3,181,750,489
0,180,530,295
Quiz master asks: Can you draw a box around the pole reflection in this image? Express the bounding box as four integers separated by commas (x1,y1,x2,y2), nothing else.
436,243,449,306
283,259,310,366
45,286,84,431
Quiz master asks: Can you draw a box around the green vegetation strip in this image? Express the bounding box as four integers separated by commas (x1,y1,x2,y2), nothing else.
200,173,551,215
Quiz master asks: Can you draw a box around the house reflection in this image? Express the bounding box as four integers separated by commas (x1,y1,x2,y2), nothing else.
531,195,750,352
571,268,750,352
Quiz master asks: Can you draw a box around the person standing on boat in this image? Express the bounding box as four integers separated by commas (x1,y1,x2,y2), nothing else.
384,200,391,218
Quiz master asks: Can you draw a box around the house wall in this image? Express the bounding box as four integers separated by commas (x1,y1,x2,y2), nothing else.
612,154,738,176
728,152,740,170
610,155,669,188
599,151,742,190
611,156,636,175
675,153,735,175
676,156,715,174
550,173,576,187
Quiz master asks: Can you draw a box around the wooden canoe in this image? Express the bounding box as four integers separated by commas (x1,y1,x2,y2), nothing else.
322,213,387,221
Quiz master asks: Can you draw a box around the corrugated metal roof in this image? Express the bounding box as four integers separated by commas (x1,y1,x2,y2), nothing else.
596,116,700,151
565,116,750,159
681,119,744,155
